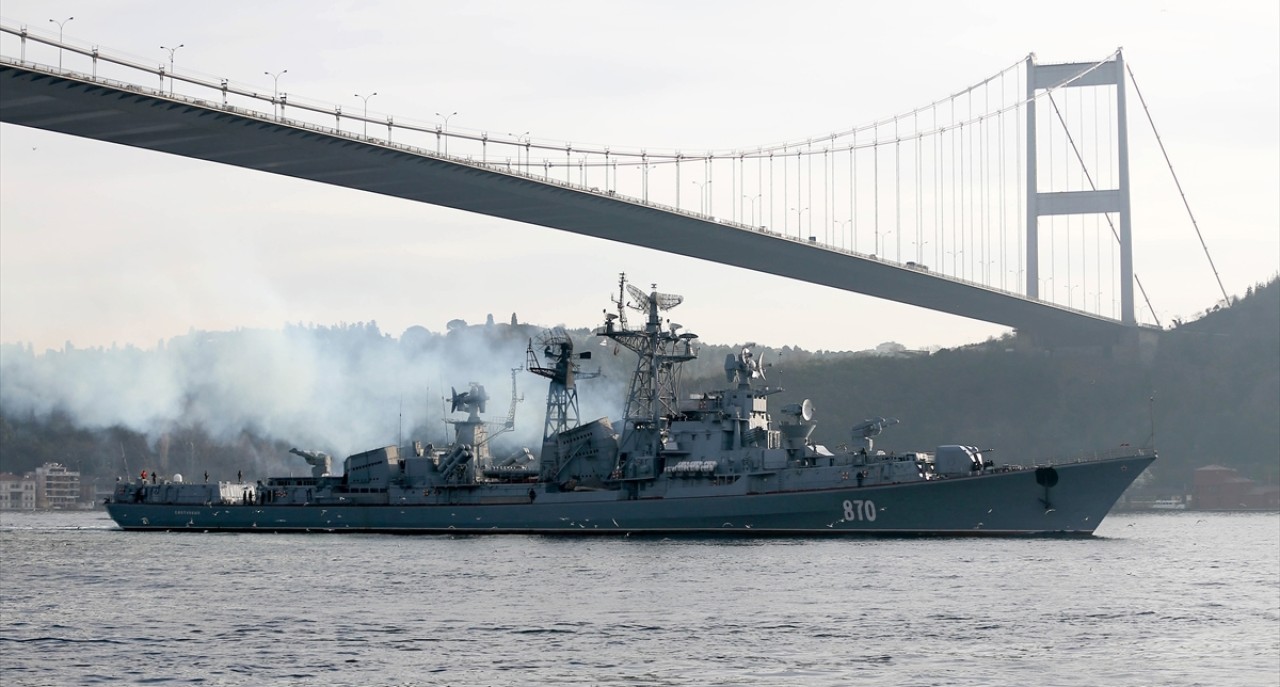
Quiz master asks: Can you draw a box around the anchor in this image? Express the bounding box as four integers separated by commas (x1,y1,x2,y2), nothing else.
1035,467,1059,511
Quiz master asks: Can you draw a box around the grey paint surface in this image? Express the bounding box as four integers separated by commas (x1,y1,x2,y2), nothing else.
105,454,1155,535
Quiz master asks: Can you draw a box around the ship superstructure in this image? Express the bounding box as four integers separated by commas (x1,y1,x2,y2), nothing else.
107,276,1154,535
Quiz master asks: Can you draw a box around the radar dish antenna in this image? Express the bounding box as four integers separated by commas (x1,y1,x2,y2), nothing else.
654,292,684,311
626,282,684,313
625,283,648,313
449,383,489,420
779,399,814,425
724,347,764,386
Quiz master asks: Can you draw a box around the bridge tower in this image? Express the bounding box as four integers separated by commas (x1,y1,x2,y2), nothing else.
1025,50,1135,324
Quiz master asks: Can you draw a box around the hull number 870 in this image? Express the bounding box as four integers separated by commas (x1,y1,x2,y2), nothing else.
842,499,877,522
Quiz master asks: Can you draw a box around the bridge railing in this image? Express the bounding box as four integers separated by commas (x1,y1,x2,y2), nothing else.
2,22,1132,326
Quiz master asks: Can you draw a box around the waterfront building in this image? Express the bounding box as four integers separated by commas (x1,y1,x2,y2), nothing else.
0,472,37,510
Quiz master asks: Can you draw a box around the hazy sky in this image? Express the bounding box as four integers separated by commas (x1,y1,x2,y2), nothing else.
1,0,1276,353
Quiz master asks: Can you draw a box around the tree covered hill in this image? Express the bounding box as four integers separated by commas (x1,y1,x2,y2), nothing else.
694,277,1278,489
1,279,1275,490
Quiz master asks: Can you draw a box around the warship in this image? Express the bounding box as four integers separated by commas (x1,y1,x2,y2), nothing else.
107,276,1154,536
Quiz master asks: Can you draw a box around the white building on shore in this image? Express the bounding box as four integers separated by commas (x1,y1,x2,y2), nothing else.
0,463,85,510
0,472,37,510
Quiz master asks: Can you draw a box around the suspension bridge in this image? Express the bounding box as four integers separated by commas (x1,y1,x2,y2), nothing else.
0,23,1225,346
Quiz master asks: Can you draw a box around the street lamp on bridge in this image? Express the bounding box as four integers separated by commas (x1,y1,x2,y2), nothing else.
790,207,808,240
1067,283,1081,309
48,17,73,70
354,92,377,137
436,111,457,155
946,250,964,277
743,193,761,226
878,230,893,260
1038,277,1055,302
691,181,709,214
912,239,930,265
508,132,531,173
160,44,184,95
265,69,287,118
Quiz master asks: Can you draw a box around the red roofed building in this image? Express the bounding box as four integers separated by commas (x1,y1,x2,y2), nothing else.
1193,465,1280,511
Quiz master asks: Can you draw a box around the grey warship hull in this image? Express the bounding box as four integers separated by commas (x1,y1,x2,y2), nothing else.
106,276,1155,537
106,453,1153,536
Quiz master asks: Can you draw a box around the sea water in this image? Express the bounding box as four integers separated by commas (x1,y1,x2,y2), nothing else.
1,510,1277,686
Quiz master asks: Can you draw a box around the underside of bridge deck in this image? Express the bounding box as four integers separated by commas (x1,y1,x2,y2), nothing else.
1,63,1151,346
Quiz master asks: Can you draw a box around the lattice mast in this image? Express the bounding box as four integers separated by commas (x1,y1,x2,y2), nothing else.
526,329,596,443
597,274,698,454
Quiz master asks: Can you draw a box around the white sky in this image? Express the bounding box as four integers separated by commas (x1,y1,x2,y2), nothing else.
1,0,1276,353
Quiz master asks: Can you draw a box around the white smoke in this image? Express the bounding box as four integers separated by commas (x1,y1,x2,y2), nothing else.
0,320,634,470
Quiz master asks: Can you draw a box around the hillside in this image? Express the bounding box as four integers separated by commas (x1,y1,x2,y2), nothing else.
696,278,1278,489
1,279,1275,491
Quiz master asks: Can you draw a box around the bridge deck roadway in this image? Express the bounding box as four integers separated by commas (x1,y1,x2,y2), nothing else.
0,62,1143,345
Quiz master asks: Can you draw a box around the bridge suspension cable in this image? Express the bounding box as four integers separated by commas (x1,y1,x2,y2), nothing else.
1126,62,1231,306
2,22,1176,329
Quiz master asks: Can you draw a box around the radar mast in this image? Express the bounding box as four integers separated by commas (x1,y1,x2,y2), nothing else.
597,274,698,473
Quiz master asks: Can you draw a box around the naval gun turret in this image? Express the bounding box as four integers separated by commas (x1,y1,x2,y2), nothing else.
289,448,332,479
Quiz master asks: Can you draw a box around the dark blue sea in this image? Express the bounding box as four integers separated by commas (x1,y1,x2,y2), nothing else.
1,510,1277,686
